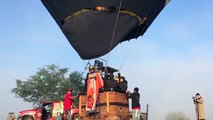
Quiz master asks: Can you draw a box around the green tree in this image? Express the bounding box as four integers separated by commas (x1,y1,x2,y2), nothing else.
11,64,85,106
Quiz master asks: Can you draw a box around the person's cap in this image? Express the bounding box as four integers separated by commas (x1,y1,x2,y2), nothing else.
196,93,200,96
89,65,95,70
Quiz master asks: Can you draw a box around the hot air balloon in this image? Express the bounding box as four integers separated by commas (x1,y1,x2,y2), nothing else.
41,0,170,59
41,1,170,120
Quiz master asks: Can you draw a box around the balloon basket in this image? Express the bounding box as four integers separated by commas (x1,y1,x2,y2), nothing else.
79,91,130,120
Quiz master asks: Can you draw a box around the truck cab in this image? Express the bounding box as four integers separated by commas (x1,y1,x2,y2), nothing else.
18,101,79,120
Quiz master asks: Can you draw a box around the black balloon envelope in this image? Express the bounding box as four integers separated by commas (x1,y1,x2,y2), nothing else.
41,0,170,59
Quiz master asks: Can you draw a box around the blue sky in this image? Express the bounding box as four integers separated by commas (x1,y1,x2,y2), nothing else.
0,0,213,120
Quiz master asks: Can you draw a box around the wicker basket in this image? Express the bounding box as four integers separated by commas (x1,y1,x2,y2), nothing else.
79,91,130,120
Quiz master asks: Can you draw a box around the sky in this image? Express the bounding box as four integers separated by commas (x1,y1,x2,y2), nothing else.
0,0,213,120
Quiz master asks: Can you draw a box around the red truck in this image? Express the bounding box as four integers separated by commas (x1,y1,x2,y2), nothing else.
18,101,79,120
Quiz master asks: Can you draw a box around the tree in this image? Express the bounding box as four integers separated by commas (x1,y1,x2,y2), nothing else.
11,64,85,106
165,112,190,120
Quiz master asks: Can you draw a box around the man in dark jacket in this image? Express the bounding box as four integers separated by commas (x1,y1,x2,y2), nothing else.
127,87,141,120
118,76,128,92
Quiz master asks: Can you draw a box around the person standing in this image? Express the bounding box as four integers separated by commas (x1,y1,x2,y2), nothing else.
64,88,78,120
193,93,206,120
127,87,141,120
86,65,104,113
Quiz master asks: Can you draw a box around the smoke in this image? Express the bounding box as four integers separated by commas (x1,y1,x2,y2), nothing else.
165,111,190,120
